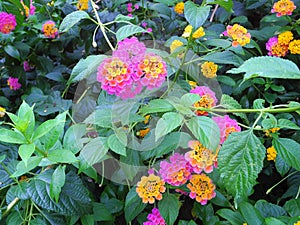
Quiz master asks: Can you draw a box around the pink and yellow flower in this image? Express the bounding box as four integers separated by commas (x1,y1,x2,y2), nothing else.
212,115,241,144
187,173,216,205
136,174,166,204
42,20,58,38
159,153,192,186
223,24,251,47
0,12,17,34
7,77,21,90
0,107,6,118
21,0,36,17
185,140,218,174
271,0,296,17
266,37,289,57
143,208,166,225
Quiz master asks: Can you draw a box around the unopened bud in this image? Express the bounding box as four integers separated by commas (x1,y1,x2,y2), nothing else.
92,41,97,48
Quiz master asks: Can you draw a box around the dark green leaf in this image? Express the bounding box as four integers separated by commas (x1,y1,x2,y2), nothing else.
217,209,244,225
275,154,291,176
202,51,243,66
278,119,300,130
255,200,287,218
265,217,286,225
93,203,114,221
239,202,264,225
59,11,91,33
158,194,181,225
283,199,300,217
184,2,210,29
4,45,20,60
124,187,146,223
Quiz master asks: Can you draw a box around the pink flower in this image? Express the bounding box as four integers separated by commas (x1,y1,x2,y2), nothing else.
147,28,153,33
128,13,132,17
29,0,36,15
212,115,241,144
42,20,58,38
0,12,17,34
265,36,289,57
266,37,278,53
127,3,133,12
134,3,139,9
142,22,148,28
190,86,218,116
159,153,192,186
23,61,33,72
7,77,21,90
144,208,166,225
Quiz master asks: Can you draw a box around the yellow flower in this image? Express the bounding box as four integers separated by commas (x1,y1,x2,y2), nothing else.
20,1,29,17
143,115,151,124
243,223,248,225
187,174,216,205
174,2,184,14
137,128,150,138
271,0,296,17
278,31,293,45
224,24,251,47
289,39,300,54
267,146,277,161
270,43,289,57
192,26,205,39
136,174,166,204
188,81,197,89
0,107,6,118
264,127,280,137
170,39,184,53
294,220,300,225
182,25,193,38
201,61,218,78
77,0,89,10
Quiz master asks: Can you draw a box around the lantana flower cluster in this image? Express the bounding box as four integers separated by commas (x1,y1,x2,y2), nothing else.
266,31,300,57
201,61,218,78
42,20,58,38
174,2,184,14
223,24,251,47
0,12,17,34
7,77,21,90
77,0,89,10
97,37,167,99
21,0,35,17
271,0,296,17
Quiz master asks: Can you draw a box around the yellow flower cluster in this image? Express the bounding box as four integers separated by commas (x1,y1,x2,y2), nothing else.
294,220,300,225
21,1,29,17
264,127,280,137
77,0,89,10
182,25,205,39
170,39,184,53
136,174,166,204
271,0,296,17
289,40,300,54
224,24,251,47
174,2,184,14
267,146,277,161
278,31,293,45
201,61,218,78
0,107,6,118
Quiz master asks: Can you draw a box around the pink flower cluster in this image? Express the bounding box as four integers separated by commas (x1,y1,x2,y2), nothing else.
127,2,139,17
144,208,166,225
97,37,167,99
7,77,21,90
21,0,36,17
0,12,17,34
42,20,58,38
23,61,34,72
141,22,153,33
213,115,241,144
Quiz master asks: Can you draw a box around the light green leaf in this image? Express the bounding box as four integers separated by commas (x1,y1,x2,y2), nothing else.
59,11,91,33
114,14,134,22
227,56,300,80
210,0,233,12
19,143,35,167
216,209,244,225
4,45,20,60
107,134,126,156
273,138,300,170
68,55,107,85
184,2,210,29
283,199,300,217
11,156,42,177
265,217,286,225
50,165,66,203
220,94,248,123
288,101,300,115
116,25,148,42
218,130,265,200
32,119,62,141
139,99,175,114
239,202,264,225
186,116,220,150
47,149,77,164
63,124,87,154
79,137,109,166
278,119,300,130
84,107,112,128
275,154,290,176
0,129,27,144
124,187,146,223
158,194,181,225
155,112,184,141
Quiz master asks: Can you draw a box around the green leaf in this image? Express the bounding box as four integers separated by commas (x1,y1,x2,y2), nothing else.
273,138,300,170
59,11,91,33
27,170,92,215
63,124,87,154
11,156,42,177
47,149,77,164
33,119,62,141
178,221,198,225
227,56,300,80
79,137,109,166
139,99,175,114
81,215,94,225
202,51,243,66
275,154,290,176
186,116,220,150
158,194,181,225
255,200,287,218
220,94,248,123
283,199,300,217
68,55,107,85
84,107,112,128
50,165,66,203
288,101,300,115
16,101,35,139
4,45,20,60
19,143,35,167
278,119,300,130
184,2,210,29
265,217,286,225
238,202,264,225
155,112,184,141
218,130,265,200
210,0,233,12
116,25,148,42
114,14,134,22
216,209,244,225
124,187,146,223
107,134,126,156
93,203,114,221
0,128,27,144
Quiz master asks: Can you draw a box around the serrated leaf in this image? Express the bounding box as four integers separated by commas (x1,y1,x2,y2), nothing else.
273,138,300,170
50,165,66,203
79,137,109,166
218,130,265,199
139,99,175,114
255,200,287,218
116,25,148,42
186,116,220,150
278,119,300,130
47,149,77,164
238,202,264,225
155,112,184,141
59,11,91,33
158,194,181,225
275,154,291,176
68,55,107,85
220,94,248,123
0,129,27,144
27,170,92,215
107,134,126,156
184,2,210,29
283,199,300,217
217,209,244,225
227,56,300,80
124,187,146,223
19,143,35,167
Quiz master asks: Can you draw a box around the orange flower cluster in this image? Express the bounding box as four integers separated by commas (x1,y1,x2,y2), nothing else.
174,2,184,14
264,127,280,137
223,24,251,47
271,0,296,17
77,0,89,10
267,146,277,161
201,61,218,78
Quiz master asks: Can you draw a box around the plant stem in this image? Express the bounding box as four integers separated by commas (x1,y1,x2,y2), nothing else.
266,170,298,194
2,197,20,218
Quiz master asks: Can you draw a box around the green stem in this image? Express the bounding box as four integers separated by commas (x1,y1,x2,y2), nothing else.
251,110,263,129
266,170,298,195
2,197,20,218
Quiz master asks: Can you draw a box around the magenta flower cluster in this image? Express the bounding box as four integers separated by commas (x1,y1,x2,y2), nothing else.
7,77,21,90
97,37,167,99
213,115,241,144
0,12,17,34
143,208,166,225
